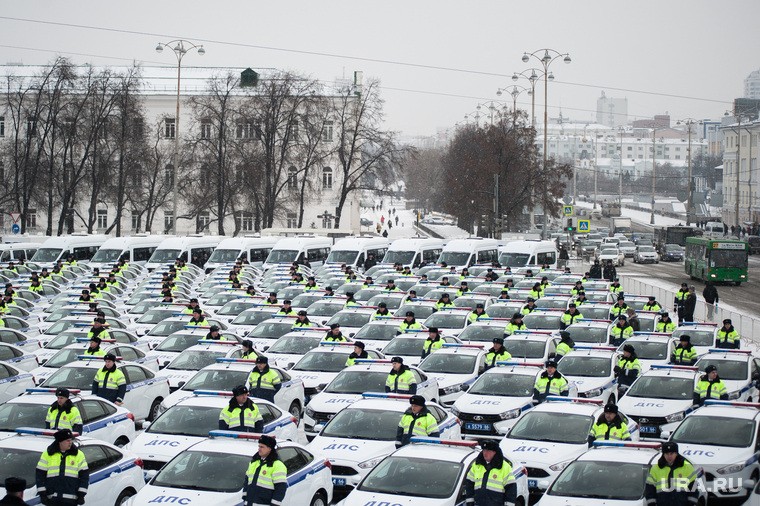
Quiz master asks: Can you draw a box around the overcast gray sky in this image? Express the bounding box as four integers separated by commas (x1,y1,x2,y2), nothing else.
1,0,758,136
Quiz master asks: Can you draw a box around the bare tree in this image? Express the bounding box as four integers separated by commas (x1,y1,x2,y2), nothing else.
129,120,175,233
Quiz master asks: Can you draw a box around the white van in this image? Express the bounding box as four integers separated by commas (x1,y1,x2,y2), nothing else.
498,240,558,268
382,238,445,269
89,235,169,271
30,235,110,265
262,236,333,270
704,221,725,236
0,242,41,263
144,236,224,271
203,237,280,272
437,238,500,269
325,236,390,269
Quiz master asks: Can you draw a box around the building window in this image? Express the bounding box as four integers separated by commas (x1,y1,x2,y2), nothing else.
197,211,210,232
287,167,298,190
236,122,254,139
26,209,37,229
322,213,333,229
200,120,212,140
286,212,298,229
96,209,108,229
322,121,334,142
291,120,299,141
0,116,4,137
131,165,142,187
131,210,140,231
164,164,174,189
0,161,4,183
322,167,333,190
235,165,246,184
675,155,680,160
164,118,176,139
26,117,37,137
164,211,174,233
236,211,254,232
627,146,632,151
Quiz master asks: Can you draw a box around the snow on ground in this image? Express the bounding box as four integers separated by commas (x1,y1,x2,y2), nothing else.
575,200,685,228
360,196,470,239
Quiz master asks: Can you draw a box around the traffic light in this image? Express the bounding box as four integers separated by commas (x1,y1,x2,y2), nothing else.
566,218,574,232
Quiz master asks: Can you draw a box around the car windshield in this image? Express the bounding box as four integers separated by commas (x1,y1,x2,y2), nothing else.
267,335,322,354
45,333,82,350
469,372,534,396
0,447,38,489
665,245,682,252
31,248,63,263
148,249,182,263
383,251,415,265
149,321,191,337
625,376,694,400
207,249,242,263
672,416,755,447
509,412,592,444
0,402,49,430
292,352,349,372
42,366,98,390
568,327,608,344
322,408,401,440
137,309,176,324
247,322,293,339
423,313,467,328
149,405,223,437
548,461,647,499
152,450,250,492
438,252,471,266
627,341,669,360
90,249,122,263
710,250,748,268
396,305,437,320
326,250,359,264
325,371,387,394
383,339,423,356
326,313,372,328
577,307,612,320
420,354,476,374
45,349,85,368
671,329,714,347
156,333,204,353
266,249,298,264
458,325,505,343
499,252,529,267
359,455,461,498
366,295,405,310
523,313,561,330
308,301,345,317
168,351,226,371
502,340,545,359
487,304,523,318
291,293,326,307
232,311,276,326
181,369,249,391
697,359,747,381
638,246,655,253
558,356,610,377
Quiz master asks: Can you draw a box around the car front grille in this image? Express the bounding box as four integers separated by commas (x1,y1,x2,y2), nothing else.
629,415,667,426
311,411,334,425
142,459,166,471
526,467,550,478
458,412,503,423
331,465,359,476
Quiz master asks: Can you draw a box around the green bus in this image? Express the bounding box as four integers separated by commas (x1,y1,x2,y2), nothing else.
684,237,748,285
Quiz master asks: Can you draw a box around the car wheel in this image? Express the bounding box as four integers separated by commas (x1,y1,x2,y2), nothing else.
148,398,162,422
115,488,136,506
309,491,327,506
288,401,302,425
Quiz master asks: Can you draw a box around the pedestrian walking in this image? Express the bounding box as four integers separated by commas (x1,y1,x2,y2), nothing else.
703,282,719,321
684,285,697,322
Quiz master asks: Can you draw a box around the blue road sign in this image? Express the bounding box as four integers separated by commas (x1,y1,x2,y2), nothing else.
577,219,590,233
11,224,20,234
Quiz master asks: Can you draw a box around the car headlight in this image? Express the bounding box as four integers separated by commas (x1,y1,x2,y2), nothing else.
499,408,521,420
549,460,572,472
581,388,603,398
442,384,462,395
665,411,684,423
358,457,385,469
305,406,316,418
728,391,741,400
717,462,746,475
450,406,461,417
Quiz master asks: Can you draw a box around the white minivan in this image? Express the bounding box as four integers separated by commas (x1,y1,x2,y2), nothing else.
203,236,280,272
0,242,41,263
437,238,500,269
30,234,110,266
144,236,224,271
382,238,445,268
262,236,333,270
498,240,558,268
88,235,168,271
325,236,390,269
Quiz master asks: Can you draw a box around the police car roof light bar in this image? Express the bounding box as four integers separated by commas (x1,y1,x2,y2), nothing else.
680,322,718,327
208,430,264,440
474,317,511,321
442,343,484,349
318,341,356,347
194,390,233,397
26,388,82,395
271,315,298,319
633,332,673,336
183,325,213,329
703,400,760,408
408,437,479,448
707,348,752,354
77,355,122,361
16,427,81,438
361,392,412,400
215,358,257,364
496,361,544,368
513,330,553,335
545,396,604,405
573,345,617,351
650,364,699,371
353,359,392,364
591,441,661,449
577,319,613,323
196,339,238,345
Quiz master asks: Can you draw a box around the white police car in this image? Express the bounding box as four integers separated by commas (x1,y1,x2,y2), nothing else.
145,328,241,370
225,307,287,338
0,341,39,371
324,307,378,337
241,317,301,349
666,400,760,500
419,308,470,337
557,346,619,404
522,309,565,332
616,365,700,439
565,319,613,346
125,431,333,506
39,357,170,422
338,437,529,506
0,360,35,404
303,360,439,440
503,331,560,363
380,333,461,367
290,343,385,402
156,359,305,423
695,349,760,401
453,362,543,439
156,340,243,391
308,393,461,491
349,319,406,351
617,332,676,372
0,327,45,353
130,391,298,478
0,428,145,505
672,323,720,357
418,344,485,405
0,388,136,445
456,318,513,349
539,441,707,506
501,397,639,496
261,329,330,370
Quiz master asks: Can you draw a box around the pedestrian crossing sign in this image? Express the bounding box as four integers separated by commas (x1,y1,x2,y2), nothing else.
577,219,590,233
563,205,573,216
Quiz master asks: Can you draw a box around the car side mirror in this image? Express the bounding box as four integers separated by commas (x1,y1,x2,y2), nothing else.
40,359,47,365
177,381,185,388
460,383,470,392
660,430,671,439
263,346,269,351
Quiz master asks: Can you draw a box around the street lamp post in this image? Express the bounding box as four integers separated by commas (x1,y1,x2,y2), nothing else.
510,68,552,129
155,39,205,235
650,128,658,225
676,118,701,226
496,84,530,123
521,49,571,239
618,128,624,206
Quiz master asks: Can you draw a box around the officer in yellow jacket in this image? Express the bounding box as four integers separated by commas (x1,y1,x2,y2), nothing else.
385,357,417,394
218,385,264,433
693,364,729,406
35,429,89,506
45,388,83,435
248,356,281,404
396,395,440,446
533,359,569,403
588,403,631,443
464,440,517,506
716,319,740,349
92,354,126,405
243,435,288,506
645,442,698,506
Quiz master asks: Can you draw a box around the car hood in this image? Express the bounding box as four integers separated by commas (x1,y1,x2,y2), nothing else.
454,393,534,415
616,397,693,417
129,485,239,506
266,353,305,370
427,372,475,389
501,438,589,466
162,389,194,409
156,369,196,388
677,443,751,469
130,432,202,462
563,375,614,394
537,495,642,506
290,370,339,388
145,351,181,369
308,392,363,413
309,436,395,464
340,491,448,506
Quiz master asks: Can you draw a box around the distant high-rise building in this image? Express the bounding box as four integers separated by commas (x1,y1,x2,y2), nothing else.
596,91,628,128
744,69,760,99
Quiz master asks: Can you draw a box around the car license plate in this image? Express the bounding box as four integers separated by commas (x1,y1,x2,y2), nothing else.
528,479,538,488
464,422,492,431
640,425,658,434
332,477,346,486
